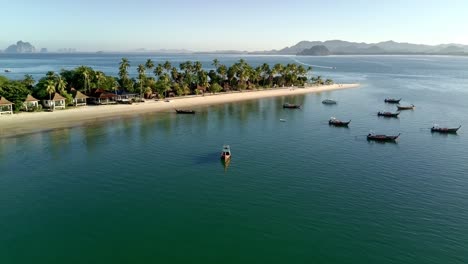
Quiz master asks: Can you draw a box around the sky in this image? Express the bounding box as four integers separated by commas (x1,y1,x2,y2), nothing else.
1,0,467,52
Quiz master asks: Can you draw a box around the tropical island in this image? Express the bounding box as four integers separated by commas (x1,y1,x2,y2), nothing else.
0,58,357,137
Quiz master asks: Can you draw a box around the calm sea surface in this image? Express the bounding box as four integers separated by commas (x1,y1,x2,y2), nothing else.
1,54,468,263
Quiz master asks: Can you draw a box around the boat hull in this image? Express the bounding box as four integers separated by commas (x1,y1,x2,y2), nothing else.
175,109,195,114
367,133,400,142
431,127,460,134
283,104,301,109
377,112,400,118
385,99,401,104
397,105,415,110
329,120,350,127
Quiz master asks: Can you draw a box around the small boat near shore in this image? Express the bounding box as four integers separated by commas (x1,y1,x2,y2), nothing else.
4,69,11,73
431,125,461,134
175,109,195,114
283,103,301,109
329,117,350,127
378,111,400,118
397,104,415,110
385,98,401,103
322,99,337,105
221,145,231,162
367,133,400,142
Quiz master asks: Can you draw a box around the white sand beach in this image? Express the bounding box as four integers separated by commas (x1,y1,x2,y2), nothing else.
0,83,359,137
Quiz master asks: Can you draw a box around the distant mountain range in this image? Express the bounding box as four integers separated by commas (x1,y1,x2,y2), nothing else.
273,40,468,55
4,41,36,53
2,39,467,55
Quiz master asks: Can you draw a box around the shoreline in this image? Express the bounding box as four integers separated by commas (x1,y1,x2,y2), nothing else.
0,83,359,138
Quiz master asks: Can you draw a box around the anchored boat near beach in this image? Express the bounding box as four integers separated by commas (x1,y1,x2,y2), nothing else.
367,132,401,142
397,104,415,110
431,125,461,134
283,103,301,109
329,117,350,127
385,98,401,104
378,111,400,117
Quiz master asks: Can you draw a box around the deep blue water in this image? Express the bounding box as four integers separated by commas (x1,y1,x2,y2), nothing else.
1,54,468,263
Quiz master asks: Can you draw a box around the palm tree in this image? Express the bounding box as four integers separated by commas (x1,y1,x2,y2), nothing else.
163,61,172,72
171,67,179,82
212,59,220,69
137,64,146,99
194,61,203,73
82,69,89,93
217,65,227,82
154,64,163,78
23,74,35,89
56,76,67,94
46,71,55,80
95,71,104,89
145,59,154,74
46,79,56,110
119,58,130,91
119,58,130,79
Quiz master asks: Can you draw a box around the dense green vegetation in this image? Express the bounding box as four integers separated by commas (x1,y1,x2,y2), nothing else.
0,58,332,112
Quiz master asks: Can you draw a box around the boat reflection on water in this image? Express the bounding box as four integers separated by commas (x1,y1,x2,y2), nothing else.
221,158,231,172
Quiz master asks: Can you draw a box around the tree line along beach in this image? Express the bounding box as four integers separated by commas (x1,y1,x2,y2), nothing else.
0,58,358,137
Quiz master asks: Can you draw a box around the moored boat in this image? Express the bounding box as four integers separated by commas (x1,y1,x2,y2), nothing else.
322,99,337,104
377,111,400,117
4,69,11,73
220,145,231,162
328,117,351,127
367,133,400,142
397,104,415,110
283,103,301,109
175,109,195,114
431,125,461,134
385,98,401,103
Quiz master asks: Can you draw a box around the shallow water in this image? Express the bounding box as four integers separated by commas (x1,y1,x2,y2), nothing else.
1,55,468,263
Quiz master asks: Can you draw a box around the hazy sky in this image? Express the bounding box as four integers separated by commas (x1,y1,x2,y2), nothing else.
1,0,467,51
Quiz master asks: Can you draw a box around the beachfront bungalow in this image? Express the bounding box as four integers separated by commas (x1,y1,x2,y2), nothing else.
116,90,138,102
0,96,13,115
23,94,39,111
88,89,117,105
72,90,88,106
43,93,66,110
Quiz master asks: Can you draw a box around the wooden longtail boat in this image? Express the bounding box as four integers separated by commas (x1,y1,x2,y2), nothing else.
329,117,351,127
175,109,195,114
385,98,402,103
367,133,401,142
220,145,231,162
283,103,301,109
377,111,400,117
431,125,461,134
322,99,337,105
397,104,415,110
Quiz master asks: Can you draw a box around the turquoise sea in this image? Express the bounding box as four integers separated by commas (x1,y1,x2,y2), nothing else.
1,54,468,263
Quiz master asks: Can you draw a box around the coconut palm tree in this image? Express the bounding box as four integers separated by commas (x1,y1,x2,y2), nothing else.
154,64,163,78
23,74,35,89
145,59,154,75
212,59,220,69
163,61,172,72
194,61,203,73
119,58,130,79
94,71,104,89
56,76,67,94
82,69,89,94
119,58,131,91
46,79,56,109
171,67,179,82
137,64,146,99
217,65,227,81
